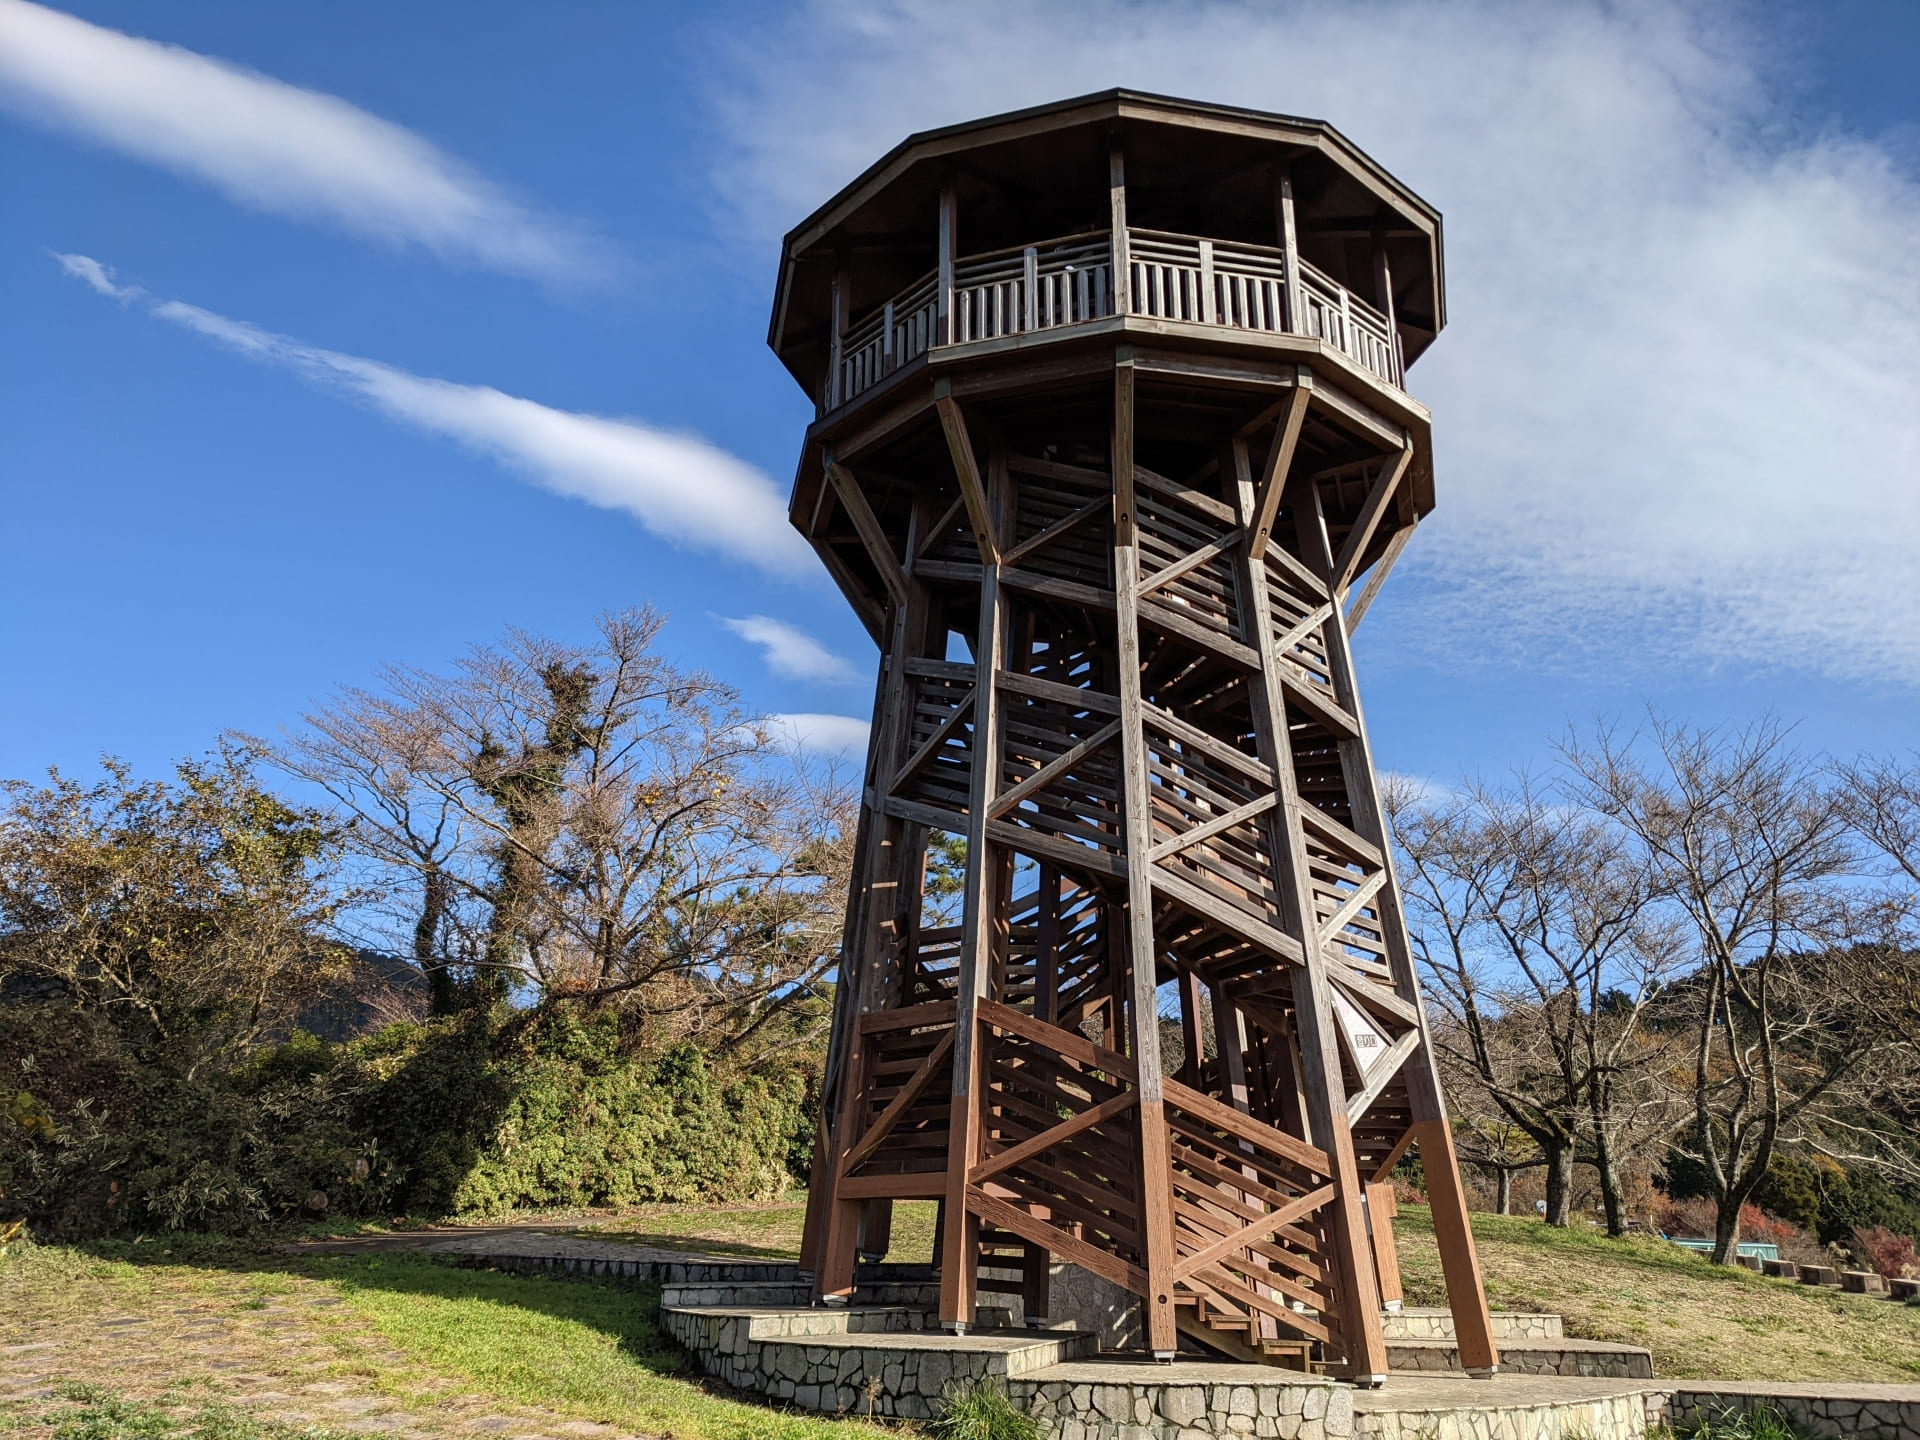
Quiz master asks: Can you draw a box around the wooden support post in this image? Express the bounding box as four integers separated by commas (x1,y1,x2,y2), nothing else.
859,1197,894,1263
1022,1241,1052,1325
1276,170,1304,338
1372,236,1402,386
807,502,933,1300
1109,147,1131,317
1111,350,1178,1360
1230,434,1390,1384
1295,477,1495,1379
829,256,851,411
1180,969,1206,1088
939,436,1009,1333
1364,1182,1404,1309
1035,864,1061,1025
938,184,957,347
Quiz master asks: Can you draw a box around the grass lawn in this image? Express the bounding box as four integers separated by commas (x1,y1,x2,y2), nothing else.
7,1195,1917,1440
0,1241,892,1440
590,1197,1920,1383
1391,1204,1920,1382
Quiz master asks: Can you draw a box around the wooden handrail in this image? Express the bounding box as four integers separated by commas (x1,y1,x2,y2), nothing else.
830,225,1405,409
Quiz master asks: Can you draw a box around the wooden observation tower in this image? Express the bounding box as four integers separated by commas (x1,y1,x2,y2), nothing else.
775,91,1497,1384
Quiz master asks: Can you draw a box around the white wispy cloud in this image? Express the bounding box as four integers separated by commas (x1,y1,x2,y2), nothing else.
51,250,139,300
766,712,871,755
701,0,1920,686
58,256,812,574
0,0,602,283
717,614,863,683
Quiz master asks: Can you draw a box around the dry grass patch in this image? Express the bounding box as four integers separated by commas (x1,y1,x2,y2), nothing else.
1394,1204,1920,1382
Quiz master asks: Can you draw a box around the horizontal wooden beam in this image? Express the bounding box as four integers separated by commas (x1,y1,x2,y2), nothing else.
837,1171,947,1200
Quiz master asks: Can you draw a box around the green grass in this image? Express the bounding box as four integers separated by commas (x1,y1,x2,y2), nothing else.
925,1380,1038,1440
1682,1403,1810,1440
310,1252,889,1438
1,1241,893,1440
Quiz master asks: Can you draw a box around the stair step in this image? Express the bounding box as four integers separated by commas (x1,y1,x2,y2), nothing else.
1386,1336,1652,1379
659,1303,1099,1420
1380,1306,1565,1341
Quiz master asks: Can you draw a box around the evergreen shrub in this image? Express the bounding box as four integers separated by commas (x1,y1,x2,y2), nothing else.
0,1002,808,1236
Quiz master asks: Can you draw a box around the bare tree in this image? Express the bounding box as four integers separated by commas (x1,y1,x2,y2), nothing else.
1564,716,1905,1262
1393,773,1679,1229
1836,751,1920,892
250,609,854,1057
1832,751,1920,1183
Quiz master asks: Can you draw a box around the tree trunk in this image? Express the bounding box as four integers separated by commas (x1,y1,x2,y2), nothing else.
414,867,458,1016
1543,1143,1575,1227
1496,1167,1513,1216
1588,1091,1626,1237
1711,1195,1744,1266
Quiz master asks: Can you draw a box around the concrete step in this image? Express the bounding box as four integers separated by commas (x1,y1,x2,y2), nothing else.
1380,1307,1565,1341
658,1304,1098,1420
1387,1337,1653,1380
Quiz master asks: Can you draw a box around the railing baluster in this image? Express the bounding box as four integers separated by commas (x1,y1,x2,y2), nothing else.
833,228,1401,406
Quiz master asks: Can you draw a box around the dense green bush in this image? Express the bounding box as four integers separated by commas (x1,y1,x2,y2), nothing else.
0,1002,810,1237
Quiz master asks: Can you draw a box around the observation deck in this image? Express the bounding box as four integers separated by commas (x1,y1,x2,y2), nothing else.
830,224,1402,410
771,89,1443,424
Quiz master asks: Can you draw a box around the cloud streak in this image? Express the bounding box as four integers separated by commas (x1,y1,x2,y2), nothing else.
57,255,811,574
717,615,863,683
766,712,871,755
701,0,1920,686
1,0,602,283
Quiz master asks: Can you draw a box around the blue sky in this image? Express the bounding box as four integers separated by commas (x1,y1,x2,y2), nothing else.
2,0,1916,794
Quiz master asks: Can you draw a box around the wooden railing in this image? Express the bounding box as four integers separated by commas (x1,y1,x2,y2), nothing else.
831,227,1403,408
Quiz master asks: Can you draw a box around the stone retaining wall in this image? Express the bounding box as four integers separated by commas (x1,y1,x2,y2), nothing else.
658,1305,1097,1421
1356,1389,1648,1440
1647,1386,1920,1440
1386,1341,1652,1380
1009,1366,1353,1440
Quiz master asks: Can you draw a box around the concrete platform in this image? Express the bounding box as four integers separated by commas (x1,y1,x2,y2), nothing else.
658,1303,1098,1420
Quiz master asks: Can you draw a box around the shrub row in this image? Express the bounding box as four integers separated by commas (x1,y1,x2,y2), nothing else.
1,1003,812,1237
